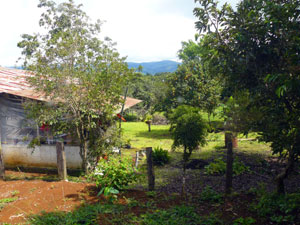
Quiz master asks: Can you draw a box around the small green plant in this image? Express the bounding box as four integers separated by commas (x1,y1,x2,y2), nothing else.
88,155,140,196
146,191,157,198
233,217,256,225
11,190,20,196
204,158,249,175
123,197,139,207
199,186,223,203
152,146,170,166
0,197,18,211
204,158,226,175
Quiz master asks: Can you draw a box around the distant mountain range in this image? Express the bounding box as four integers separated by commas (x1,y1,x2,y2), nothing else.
127,60,180,75
6,60,181,75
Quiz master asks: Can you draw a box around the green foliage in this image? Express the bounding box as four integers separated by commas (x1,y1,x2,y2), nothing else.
204,158,226,175
0,197,18,211
170,105,207,158
18,0,131,173
126,72,170,116
152,146,170,166
28,203,124,225
194,0,300,193
131,206,223,225
233,217,256,225
165,40,222,117
253,192,300,224
123,112,140,122
199,186,223,204
204,158,249,176
88,155,140,193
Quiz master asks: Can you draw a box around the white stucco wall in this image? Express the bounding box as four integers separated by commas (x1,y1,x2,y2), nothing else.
2,144,82,169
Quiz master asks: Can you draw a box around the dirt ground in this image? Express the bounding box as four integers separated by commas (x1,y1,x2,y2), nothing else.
0,171,97,224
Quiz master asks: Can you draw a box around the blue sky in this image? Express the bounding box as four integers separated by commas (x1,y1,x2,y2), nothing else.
0,0,240,66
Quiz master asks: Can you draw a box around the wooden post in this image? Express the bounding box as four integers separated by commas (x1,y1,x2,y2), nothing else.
0,126,5,180
146,120,151,132
135,151,139,168
225,133,233,195
146,147,155,191
56,141,68,181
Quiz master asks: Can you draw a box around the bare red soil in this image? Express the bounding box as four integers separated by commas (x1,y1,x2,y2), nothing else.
0,171,97,224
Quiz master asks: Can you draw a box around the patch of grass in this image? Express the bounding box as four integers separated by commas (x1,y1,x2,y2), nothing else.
128,205,223,225
28,203,125,225
0,197,18,211
122,122,172,150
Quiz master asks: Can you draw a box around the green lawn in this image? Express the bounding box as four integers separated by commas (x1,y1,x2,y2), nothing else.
121,122,173,150
121,122,272,158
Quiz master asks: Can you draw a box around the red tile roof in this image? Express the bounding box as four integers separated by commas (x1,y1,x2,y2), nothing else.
0,67,141,109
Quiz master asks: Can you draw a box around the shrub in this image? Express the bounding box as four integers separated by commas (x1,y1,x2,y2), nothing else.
151,113,168,125
253,192,300,224
199,186,223,203
204,158,249,176
132,206,223,225
123,112,139,122
152,146,170,166
88,155,140,194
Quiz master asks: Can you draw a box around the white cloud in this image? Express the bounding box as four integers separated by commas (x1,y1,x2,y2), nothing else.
0,0,239,66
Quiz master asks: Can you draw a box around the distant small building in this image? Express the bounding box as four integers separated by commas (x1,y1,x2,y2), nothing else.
0,67,141,169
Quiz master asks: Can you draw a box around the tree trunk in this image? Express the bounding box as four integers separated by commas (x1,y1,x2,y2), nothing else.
56,141,68,181
275,150,294,194
80,141,89,174
146,147,155,191
225,133,233,195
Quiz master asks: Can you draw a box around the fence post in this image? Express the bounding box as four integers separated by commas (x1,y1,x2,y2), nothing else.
56,141,68,181
225,133,233,195
146,147,155,191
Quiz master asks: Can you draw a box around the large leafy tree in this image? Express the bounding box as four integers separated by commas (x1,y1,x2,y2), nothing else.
18,0,131,173
194,0,300,193
165,38,222,123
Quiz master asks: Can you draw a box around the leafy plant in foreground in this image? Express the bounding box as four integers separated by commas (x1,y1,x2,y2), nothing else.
253,192,300,224
88,155,140,196
199,186,223,204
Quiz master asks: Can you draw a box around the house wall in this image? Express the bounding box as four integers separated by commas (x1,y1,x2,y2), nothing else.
2,144,82,169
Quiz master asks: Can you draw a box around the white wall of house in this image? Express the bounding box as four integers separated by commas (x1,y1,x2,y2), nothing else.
2,144,82,169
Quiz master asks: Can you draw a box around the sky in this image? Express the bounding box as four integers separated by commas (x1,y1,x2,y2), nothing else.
0,0,240,67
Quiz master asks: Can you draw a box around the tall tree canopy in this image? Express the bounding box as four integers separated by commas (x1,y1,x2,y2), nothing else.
194,0,300,193
18,0,132,173
165,38,222,119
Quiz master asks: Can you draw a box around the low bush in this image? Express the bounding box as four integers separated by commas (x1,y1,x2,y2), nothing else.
151,113,168,125
253,192,300,224
204,158,249,176
152,146,171,166
88,155,140,195
130,206,223,225
199,186,223,203
123,112,139,122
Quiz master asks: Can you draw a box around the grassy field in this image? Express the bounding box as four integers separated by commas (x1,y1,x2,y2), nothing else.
121,122,272,159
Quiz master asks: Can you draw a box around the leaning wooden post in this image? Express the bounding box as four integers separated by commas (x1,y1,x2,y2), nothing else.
0,127,5,180
135,151,139,168
146,147,155,191
56,141,68,181
225,132,233,195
